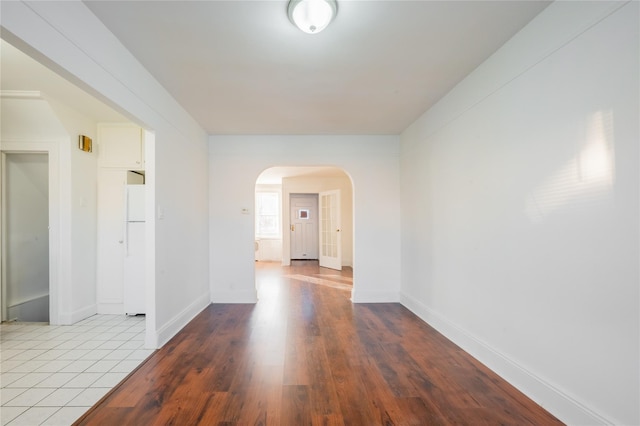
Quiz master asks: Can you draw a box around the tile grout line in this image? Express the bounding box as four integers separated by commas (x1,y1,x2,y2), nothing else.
1,315,148,425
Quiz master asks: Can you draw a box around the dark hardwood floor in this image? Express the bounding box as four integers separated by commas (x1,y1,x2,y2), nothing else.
75,261,562,425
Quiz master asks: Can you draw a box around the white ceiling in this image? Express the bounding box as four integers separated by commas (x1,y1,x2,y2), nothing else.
83,0,550,135
0,40,128,123
0,1,549,185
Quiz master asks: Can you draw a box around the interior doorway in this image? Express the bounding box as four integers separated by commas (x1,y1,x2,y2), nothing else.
1,39,154,346
2,152,50,322
254,165,354,276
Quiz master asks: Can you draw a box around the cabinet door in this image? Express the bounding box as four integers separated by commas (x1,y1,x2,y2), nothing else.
96,169,127,313
98,124,144,169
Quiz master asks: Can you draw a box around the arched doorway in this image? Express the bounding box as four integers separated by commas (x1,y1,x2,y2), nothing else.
254,166,355,297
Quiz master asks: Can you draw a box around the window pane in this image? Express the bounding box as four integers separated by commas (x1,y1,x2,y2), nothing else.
259,215,278,234
256,192,280,237
258,193,278,215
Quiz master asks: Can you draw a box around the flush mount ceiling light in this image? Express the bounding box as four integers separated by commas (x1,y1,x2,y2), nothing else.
288,0,337,34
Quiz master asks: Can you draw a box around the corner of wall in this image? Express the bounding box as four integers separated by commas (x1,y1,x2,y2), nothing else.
153,292,210,348
57,304,97,326
399,293,613,425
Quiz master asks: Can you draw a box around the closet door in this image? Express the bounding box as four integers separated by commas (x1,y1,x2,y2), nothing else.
96,169,127,313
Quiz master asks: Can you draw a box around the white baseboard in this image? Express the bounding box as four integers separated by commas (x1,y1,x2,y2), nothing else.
399,292,612,426
54,304,97,325
351,288,399,303
211,289,258,304
97,303,123,315
153,292,210,348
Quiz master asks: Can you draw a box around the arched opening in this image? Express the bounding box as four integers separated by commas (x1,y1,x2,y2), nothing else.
254,166,355,299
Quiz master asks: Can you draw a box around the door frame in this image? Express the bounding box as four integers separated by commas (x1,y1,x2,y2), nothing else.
1,141,60,324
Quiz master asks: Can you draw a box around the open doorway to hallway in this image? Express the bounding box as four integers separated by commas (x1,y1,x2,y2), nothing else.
1,153,50,322
254,166,354,296
1,39,152,345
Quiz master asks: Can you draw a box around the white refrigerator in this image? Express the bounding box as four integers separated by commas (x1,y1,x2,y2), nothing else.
123,184,146,315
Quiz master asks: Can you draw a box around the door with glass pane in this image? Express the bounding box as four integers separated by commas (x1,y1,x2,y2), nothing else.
319,190,341,270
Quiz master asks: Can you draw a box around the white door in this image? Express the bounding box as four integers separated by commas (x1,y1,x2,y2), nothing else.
319,189,341,270
290,194,318,260
124,222,145,315
2,153,50,322
96,169,127,313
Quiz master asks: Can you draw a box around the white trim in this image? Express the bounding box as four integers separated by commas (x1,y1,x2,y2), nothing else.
97,303,124,315
0,90,43,99
151,292,210,349
400,292,613,426
58,303,97,325
351,289,399,303
1,141,61,325
142,130,157,352
1,153,6,321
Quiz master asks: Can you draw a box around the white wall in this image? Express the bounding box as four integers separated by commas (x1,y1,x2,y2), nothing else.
4,153,49,322
47,98,100,323
1,1,210,348
400,2,638,425
282,174,353,267
210,135,400,303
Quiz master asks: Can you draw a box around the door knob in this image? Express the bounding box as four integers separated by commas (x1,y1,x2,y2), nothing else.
291,225,295,231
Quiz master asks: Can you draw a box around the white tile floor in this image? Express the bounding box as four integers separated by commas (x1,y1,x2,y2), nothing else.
0,315,153,425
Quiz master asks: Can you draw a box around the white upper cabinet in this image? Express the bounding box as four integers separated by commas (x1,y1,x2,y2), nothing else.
98,123,144,169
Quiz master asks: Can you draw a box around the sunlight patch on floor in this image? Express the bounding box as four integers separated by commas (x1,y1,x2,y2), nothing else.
285,274,352,291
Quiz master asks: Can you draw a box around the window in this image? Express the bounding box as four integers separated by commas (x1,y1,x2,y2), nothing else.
255,191,280,238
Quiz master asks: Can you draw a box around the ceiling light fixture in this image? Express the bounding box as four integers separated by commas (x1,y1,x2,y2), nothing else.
288,0,337,34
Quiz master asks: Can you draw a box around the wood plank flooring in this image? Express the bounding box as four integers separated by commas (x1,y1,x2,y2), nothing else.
75,261,563,425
